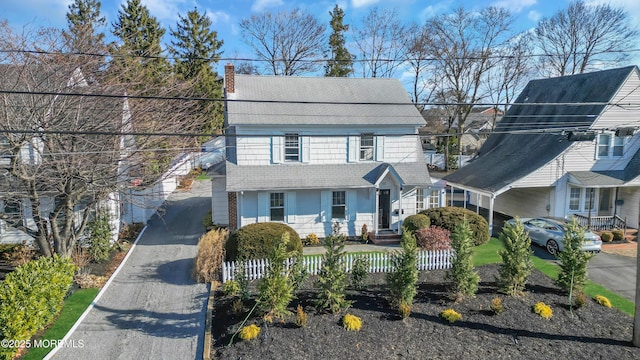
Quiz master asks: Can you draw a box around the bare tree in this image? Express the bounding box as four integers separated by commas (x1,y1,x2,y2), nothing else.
352,7,410,78
405,23,436,110
534,0,639,77
425,6,514,170
486,32,533,128
0,24,199,257
240,8,325,76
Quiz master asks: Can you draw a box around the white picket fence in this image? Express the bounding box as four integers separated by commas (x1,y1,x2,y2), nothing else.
221,249,453,283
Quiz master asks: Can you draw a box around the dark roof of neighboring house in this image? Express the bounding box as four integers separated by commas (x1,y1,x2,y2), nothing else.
223,161,431,191
226,75,425,127
444,66,638,193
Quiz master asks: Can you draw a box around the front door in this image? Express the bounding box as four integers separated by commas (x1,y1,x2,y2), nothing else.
598,188,611,216
378,189,390,229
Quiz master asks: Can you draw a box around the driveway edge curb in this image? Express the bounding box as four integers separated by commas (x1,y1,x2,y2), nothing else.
203,284,215,360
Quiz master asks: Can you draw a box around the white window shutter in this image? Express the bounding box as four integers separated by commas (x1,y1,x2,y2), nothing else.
271,136,283,164
320,190,331,222
376,136,384,161
286,192,296,223
346,190,357,221
257,192,269,222
347,136,358,162
301,136,310,163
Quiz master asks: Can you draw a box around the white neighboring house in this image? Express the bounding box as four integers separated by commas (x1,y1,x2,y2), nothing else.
0,66,122,245
209,64,442,239
444,66,640,234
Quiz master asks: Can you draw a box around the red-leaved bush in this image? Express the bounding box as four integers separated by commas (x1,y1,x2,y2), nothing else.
415,226,451,250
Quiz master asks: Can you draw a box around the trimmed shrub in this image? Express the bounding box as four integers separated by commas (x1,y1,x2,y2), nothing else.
350,255,369,290
361,224,369,242
0,255,76,360
0,243,36,266
304,233,320,246
533,302,553,320
342,314,362,331
415,226,451,250
491,297,504,315
225,222,301,261
594,295,612,308
194,229,229,284
600,231,613,242
239,324,260,340
222,280,240,297
403,214,430,234
574,291,587,309
420,207,490,245
612,229,624,242
440,309,462,323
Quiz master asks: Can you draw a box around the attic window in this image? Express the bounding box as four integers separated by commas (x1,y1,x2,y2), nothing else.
360,134,374,161
284,134,300,162
597,133,626,159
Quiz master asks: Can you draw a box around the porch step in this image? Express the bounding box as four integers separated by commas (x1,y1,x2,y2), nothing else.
369,231,402,245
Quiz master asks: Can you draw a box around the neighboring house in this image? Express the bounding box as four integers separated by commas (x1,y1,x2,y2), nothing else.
451,107,503,155
444,66,640,234
0,66,122,244
209,64,440,238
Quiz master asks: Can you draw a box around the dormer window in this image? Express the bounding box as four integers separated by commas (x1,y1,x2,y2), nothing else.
597,133,626,159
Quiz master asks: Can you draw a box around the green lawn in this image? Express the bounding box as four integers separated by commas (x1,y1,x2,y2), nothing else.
196,173,211,180
473,237,635,316
22,288,99,360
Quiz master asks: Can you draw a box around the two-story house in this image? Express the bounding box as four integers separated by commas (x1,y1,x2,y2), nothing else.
209,64,438,238
444,66,640,234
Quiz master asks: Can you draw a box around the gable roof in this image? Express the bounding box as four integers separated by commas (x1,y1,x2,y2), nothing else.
224,161,431,192
443,66,638,194
226,75,425,127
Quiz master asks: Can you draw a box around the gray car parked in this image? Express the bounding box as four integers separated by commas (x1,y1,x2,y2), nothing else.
506,217,602,255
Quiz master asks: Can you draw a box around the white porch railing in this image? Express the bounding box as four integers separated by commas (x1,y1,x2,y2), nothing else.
221,249,453,283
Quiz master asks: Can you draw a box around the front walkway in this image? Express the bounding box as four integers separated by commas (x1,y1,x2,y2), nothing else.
51,181,212,360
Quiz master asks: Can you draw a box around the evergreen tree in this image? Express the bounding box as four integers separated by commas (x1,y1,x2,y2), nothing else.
258,233,296,321
446,219,479,300
325,4,353,77
497,218,533,296
386,230,418,318
315,223,351,313
63,0,107,81
110,0,169,88
169,8,225,132
556,218,594,296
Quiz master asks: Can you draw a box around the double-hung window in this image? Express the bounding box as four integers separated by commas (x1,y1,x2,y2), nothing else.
270,193,285,221
597,133,626,158
568,187,596,212
429,190,440,208
360,134,374,161
332,191,346,219
284,134,300,162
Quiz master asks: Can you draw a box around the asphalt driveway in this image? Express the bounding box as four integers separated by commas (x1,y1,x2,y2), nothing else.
51,180,212,360
533,245,637,302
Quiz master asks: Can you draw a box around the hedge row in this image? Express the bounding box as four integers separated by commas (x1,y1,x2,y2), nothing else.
0,255,76,360
225,222,302,261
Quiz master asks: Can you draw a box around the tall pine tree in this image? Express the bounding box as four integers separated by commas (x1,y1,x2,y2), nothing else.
63,0,107,81
109,0,169,88
325,5,353,77
169,8,225,132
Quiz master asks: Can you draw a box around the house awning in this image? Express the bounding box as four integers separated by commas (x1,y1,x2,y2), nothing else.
567,171,626,188
224,161,431,192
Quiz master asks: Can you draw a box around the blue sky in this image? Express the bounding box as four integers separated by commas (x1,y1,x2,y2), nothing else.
3,0,640,74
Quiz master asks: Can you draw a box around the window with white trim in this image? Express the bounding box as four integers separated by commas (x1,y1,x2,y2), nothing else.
360,134,374,161
569,187,581,211
597,133,626,158
284,134,300,162
332,191,346,219
270,193,285,221
568,187,596,212
429,190,440,208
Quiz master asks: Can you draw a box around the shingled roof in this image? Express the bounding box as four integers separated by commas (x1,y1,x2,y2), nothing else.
226,75,425,126
443,66,638,194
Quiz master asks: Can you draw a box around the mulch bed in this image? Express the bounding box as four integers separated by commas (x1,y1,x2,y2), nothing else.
212,265,640,359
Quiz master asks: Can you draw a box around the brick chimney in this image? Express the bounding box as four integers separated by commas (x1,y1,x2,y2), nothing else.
224,63,235,94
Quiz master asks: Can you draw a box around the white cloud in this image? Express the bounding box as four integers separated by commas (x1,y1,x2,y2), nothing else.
251,0,284,12
419,0,453,19
351,0,380,8
142,0,195,22
491,0,536,13
206,10,231,24
527,10,542,22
